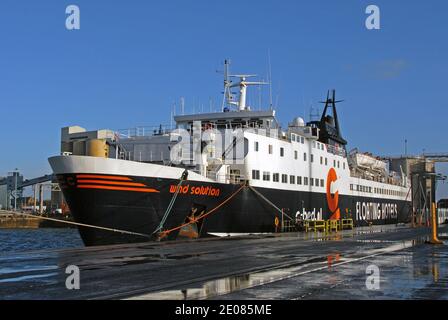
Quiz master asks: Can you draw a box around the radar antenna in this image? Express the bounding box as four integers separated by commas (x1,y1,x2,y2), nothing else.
221,60,269,112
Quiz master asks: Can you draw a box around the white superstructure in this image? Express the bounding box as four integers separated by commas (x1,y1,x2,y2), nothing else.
59,60,411,203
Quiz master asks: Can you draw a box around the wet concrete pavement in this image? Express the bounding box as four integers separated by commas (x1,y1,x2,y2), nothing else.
0,224,447,300
216,239,448,300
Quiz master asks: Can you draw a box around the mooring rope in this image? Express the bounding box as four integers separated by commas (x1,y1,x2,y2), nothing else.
152,170,188,235
158,183,246,239
248,185,294,221
8,181,291,241
11,212,152,239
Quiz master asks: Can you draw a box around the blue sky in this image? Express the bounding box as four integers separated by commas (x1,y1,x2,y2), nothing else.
0,0,447,198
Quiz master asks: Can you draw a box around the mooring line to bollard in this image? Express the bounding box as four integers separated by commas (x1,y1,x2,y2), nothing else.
247,185,294,221
11,212,152,239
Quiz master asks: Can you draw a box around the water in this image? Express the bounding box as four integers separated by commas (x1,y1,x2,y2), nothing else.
0,229,83,253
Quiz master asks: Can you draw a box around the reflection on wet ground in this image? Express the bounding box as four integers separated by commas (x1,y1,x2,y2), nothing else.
130,233,448,300
128,255,339,300
0,224,446,300
218,239,448,300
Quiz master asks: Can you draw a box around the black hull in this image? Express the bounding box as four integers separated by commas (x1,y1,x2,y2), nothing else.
57,174,412,246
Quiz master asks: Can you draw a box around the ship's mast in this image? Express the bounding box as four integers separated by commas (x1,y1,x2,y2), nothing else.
222,60,234,111
317,89,347,147
320,90,343,136
222,60,268,112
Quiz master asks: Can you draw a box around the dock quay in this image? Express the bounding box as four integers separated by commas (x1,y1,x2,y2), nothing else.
1,224,446,300
0,210,73,229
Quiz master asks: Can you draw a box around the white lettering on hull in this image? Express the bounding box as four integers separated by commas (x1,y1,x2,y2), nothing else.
295,208,323,221
356,202,398,221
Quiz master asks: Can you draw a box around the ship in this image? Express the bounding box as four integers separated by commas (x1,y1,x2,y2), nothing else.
49,60,412,246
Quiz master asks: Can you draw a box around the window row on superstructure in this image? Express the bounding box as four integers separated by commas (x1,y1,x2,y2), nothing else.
252,170,325,188
350,184,406,197
254,141,347,170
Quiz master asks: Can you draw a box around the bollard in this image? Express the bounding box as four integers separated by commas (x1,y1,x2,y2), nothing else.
429,203,443,245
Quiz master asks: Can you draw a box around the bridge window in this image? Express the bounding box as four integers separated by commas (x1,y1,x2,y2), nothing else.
282,174,288,183
268,144,273,154
304,177,309,185
254,141,259,152
273,173,279,182
280,147,284,157
297,176,302,185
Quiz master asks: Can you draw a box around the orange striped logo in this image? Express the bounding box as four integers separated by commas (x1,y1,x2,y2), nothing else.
77,179,146,187
326,168,340,220
76,174,132,181
75,174,159,193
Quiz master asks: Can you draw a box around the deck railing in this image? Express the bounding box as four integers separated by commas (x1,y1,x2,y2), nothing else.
115,125,174,139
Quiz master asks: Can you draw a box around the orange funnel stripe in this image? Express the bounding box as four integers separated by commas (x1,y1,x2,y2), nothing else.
76,174,132,181
77,185,159,193
77,179,146,187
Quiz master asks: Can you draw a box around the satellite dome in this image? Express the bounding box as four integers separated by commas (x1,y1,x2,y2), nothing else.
292,117,305,127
